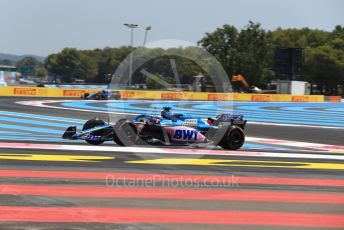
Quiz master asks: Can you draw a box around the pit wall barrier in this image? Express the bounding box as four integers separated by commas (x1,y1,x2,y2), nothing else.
0,87,100,98
0,86,326,102
116,90,326,102
120,90,326,102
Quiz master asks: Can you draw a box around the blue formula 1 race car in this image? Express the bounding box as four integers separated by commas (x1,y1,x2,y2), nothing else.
82,90,121,100
62,107,247,150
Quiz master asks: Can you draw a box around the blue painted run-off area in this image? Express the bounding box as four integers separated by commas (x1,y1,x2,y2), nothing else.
0,100,342,150
61,100,344,127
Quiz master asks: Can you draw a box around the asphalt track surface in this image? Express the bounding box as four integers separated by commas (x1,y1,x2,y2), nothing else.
0,97,343,230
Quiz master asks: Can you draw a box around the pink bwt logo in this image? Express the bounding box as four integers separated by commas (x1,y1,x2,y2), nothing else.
166,126,206,142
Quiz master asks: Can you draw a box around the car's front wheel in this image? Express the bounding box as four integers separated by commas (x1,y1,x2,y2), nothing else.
113,119,138,146
82,119,105,145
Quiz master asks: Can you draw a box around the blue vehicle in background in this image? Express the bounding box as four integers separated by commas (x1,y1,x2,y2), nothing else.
82,90,121,100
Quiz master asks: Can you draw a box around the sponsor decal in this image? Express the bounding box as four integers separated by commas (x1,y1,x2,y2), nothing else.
63,90,85,97
251,95,270,102
208,93,229,101
134,91,146,97
122,91,135,98
173,129,198,141
80,134,101,141
327,96,341,102
161,92,183,100
292,96,310,102
184,119,197,123
218,114,232,121
13,88,37,96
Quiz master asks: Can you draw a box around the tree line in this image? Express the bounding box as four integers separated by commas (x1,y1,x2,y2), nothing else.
10,22,344,92
199,22,344,92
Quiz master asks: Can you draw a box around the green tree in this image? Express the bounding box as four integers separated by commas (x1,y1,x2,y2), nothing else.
16,56,48,78
304,45,344,92
268,28,329,48
45,53,60,79
199,21,271,86
198,24,238,77
269,25,343,93
33,67,48,78
95,47,121,83
235,21,271,86
328,25,344,41
17,56,39,75
145,72,175,89
137,48,206,87
45,48,80,82
73,53,98,82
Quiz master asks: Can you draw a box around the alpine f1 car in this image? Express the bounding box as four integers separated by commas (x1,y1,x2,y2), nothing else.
62,107,247,150
82,90,121,100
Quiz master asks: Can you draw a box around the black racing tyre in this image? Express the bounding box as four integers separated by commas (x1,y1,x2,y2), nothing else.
113,119,138,146
82,93,90,99
82,119,105,145
219,126,245,150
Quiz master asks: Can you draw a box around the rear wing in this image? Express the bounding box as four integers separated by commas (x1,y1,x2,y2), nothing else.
215,114,247,129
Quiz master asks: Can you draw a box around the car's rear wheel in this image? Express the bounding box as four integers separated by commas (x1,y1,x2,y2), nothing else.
114,119,138,146
82,119,105,145
82,93,90,99
219,126,245,150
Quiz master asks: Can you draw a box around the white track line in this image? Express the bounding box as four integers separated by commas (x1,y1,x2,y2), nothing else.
16,100,132,115
246,137,344,152
249,121,344,130
16,100,344,129
0,141,343,161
